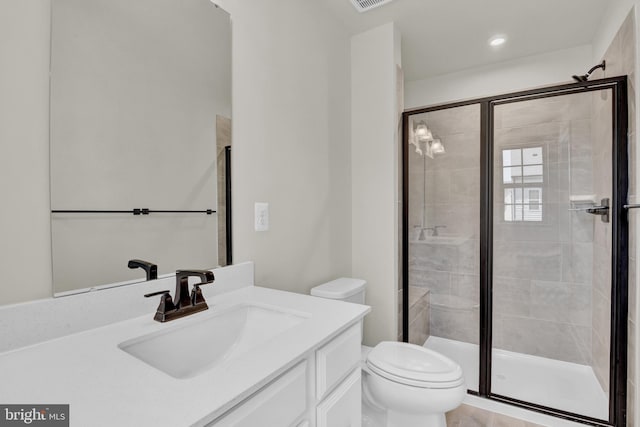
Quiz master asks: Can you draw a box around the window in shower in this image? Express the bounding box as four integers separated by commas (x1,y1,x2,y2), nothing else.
501,146,544,222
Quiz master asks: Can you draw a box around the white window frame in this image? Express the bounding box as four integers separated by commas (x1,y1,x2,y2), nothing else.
500,144,546,223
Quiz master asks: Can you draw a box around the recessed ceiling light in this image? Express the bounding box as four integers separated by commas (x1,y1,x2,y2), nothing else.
489,35,507,47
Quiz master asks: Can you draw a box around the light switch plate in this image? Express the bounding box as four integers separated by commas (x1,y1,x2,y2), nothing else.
254,202,269,231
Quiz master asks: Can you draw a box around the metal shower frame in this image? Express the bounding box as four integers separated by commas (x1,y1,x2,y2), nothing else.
401,76,629,426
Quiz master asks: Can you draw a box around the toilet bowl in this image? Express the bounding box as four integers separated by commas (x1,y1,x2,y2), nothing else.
363,341,465,427
311,278,466,427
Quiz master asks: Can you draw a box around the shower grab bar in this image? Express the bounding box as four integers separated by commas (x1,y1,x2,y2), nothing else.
567,198,609,222
568,199,596,212
568,200,640,209
573,203,640,209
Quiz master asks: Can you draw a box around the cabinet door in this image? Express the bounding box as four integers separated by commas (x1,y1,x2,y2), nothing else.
316,369,361,427
316,323,361,400
211,361,307,427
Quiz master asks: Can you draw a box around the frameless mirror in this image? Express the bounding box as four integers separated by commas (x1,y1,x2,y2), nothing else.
50,0,231,295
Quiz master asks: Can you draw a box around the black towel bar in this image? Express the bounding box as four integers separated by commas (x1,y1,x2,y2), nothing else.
51,209,215,215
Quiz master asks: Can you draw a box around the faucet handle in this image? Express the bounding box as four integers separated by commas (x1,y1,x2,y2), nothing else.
191,285,208,306
144,290,176,322
188,271,215,306
144,290,170,298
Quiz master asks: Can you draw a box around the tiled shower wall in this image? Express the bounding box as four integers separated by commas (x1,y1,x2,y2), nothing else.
591,10,638,422
407,286,430,345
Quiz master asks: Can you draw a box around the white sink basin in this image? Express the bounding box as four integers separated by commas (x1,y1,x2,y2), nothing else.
119,303,309,379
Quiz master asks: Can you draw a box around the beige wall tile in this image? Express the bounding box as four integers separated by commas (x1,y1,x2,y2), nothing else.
494,241,562,282
430,305,479,345
496,315,589,364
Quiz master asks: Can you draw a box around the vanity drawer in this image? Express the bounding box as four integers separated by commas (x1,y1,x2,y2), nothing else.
211,361,307,427
316,323,361,400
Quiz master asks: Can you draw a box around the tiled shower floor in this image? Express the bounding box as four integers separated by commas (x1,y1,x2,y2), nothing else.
425,336,609,421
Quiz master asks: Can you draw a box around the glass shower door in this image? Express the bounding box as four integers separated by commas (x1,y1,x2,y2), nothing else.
406,104,481,392
491,89,613,421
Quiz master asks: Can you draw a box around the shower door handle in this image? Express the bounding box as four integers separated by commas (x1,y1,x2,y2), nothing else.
586,198,609,223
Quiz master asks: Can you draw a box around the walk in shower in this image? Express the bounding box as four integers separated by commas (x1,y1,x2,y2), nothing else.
402,77,628,426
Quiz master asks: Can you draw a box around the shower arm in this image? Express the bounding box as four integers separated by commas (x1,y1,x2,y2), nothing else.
586,61,606,75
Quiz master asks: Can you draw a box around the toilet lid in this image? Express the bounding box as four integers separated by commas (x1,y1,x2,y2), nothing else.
366,342,464,388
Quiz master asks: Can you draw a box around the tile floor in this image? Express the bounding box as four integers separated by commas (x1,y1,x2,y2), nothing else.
446,404,544,427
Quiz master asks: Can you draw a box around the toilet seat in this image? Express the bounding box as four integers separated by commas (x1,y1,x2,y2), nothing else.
366,342,464,389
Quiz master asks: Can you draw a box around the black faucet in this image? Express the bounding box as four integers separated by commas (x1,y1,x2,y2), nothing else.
175,270,215,309
144,269,215,322
128,259,158,281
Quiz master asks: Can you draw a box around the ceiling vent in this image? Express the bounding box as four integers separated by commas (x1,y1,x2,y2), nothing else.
350,0,394,13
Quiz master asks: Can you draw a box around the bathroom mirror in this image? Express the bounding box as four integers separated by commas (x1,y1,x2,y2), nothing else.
49,0,231,295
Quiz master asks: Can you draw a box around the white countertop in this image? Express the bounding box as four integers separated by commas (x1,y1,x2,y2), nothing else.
0,286,369,427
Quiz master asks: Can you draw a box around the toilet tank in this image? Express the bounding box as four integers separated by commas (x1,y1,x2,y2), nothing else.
310,278,366,304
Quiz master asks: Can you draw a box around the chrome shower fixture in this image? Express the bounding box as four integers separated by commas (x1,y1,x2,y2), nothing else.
572,60,606,82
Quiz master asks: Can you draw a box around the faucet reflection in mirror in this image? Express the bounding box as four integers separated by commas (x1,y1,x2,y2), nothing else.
128,259,158,281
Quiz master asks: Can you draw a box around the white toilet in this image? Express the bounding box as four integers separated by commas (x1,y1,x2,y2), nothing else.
311,278,466,427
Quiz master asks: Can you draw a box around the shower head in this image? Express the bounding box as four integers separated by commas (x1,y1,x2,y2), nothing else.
572,61,606,83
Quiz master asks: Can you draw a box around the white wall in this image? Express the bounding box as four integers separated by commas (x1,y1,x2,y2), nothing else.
215,0,353,295
405,45,592,109
351,23,401,346
0,0,52,305
0,0,352,305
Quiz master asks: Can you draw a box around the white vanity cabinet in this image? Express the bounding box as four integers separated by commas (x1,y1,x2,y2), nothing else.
208,322,362,427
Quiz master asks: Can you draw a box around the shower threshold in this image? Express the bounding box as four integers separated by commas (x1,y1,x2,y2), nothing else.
424,336,608,421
